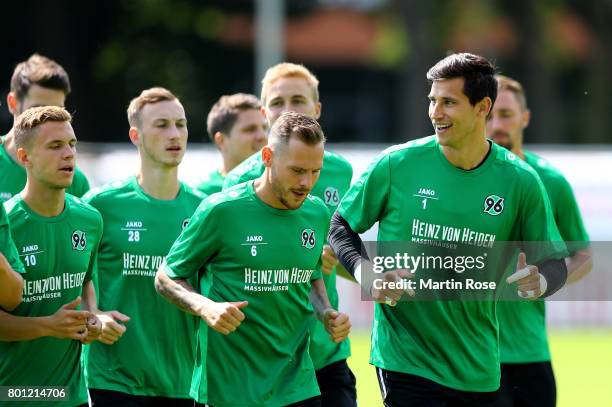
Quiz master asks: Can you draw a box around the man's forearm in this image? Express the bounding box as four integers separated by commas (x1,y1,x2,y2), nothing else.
328,212,367,278
0,255,23,311
81,280,98,313
309,278,332,321
0,310,49,342
566,248,593,284
154,269,208,316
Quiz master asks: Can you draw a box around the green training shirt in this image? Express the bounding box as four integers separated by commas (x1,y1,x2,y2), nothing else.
0,194,102,407
0,139,90,202
195,169,225,195
223,150,354,369
0,204,24,274
83,176,205,398
338,136,567,392
164,181,329,406
497,150,590,363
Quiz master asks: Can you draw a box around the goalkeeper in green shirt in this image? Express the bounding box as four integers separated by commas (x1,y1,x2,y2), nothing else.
329,53,569,407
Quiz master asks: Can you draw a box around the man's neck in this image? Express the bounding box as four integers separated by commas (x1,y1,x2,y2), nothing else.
137,161,180,200
441,130,491,170
3,129,19,163
219,155,241,177
253,171,287,210
22,180,65,217
511,139,525,160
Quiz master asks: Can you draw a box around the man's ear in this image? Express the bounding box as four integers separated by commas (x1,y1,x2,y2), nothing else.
522,109,531,130
16,146,29,167
314,101,322,120
261,145,273,167
7,92,18,116
213,131,226,150
128,127,140,146
478,97,493,118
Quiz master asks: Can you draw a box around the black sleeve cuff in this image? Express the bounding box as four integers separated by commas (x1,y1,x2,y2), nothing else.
538,258,568,297
328,212,367,277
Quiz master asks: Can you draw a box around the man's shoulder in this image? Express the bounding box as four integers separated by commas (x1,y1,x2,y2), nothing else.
200,182,253,213
523,150,567,185
181,182,208,203
323,150,351,167
67,194,103,225
3,194,24,217
303,194,332,220
224,152,264,188
82,178,133,204
384,136,437,159
491,145,541,182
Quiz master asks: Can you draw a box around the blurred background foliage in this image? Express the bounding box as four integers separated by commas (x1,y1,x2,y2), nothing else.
1,0,610,144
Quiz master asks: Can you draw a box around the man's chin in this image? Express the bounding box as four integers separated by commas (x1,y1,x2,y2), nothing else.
280,197,306,210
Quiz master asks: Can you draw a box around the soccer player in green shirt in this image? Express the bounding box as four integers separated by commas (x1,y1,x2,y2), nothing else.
0,106,102,407
156,112,351,407
329,53,569,406
0,204,24,311
84,87,205,406
223,63,356,407
195,93,267,195
1,54,90,202
487,75,592,407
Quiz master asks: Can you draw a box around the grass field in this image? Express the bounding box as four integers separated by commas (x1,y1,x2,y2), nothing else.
346,329,612,406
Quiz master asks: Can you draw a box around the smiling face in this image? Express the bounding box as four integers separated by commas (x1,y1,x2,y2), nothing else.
134,99,188,168
263,76,321,126
20,120,77,189
428,77,490,148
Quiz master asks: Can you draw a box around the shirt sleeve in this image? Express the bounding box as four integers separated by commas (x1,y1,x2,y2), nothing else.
0,205,24,274
337,152,390,233
222,154,265,190
163,198,222,279
551,176,590,254
519,171,568,263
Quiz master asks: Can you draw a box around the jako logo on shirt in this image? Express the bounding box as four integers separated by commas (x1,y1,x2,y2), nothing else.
182,218,190,229
483,195,505,216
71,230,87,251
301,229,316,249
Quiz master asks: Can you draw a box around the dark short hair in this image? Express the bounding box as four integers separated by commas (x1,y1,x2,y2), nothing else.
10,54,71,101
269,111,325,148
206,93,261,142
14,106,72,150
427,53,497,106
495,74,527,110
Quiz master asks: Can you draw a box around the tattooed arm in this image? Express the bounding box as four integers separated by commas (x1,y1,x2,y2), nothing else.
155,269,248,335
309,278,351,343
